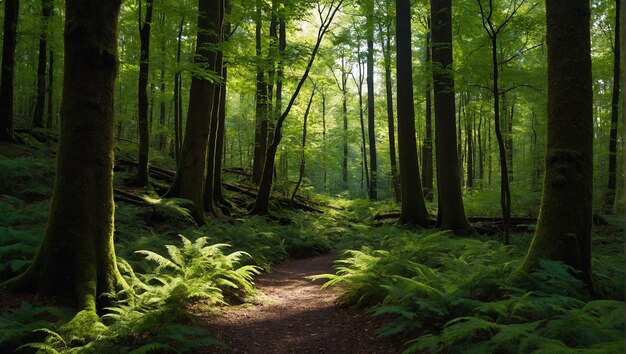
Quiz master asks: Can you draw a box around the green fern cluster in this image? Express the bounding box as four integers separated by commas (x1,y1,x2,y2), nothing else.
0,156,55,199
319,231,625,353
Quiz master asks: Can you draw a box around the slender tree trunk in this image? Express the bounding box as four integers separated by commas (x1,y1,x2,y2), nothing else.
164,0,221,225
380,20,400,202
3,0,127,313
252,0,268,184
431,0,473,235
291,85,316,203
422,18,434,201
519,0,593,290
340,53,349,190
396,0,429,225
0,0,19,141
173,17,184,163
32,0,52,129
133,0,155,187
366,3,378,200
321,89,328,189
203,48,224,215
603,0,620,213
466,94,474,188
46,48,55,129
354,58,370,193
251,0,342,214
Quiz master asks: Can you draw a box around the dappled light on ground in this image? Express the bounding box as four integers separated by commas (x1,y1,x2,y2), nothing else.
199,254,402,353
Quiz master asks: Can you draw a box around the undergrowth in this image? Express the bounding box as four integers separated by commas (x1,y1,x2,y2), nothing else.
316,229,625,353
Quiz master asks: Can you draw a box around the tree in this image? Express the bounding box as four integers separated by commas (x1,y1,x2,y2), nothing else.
602,0,620,213
365,0,378,200
132,0,155,187
291,83,316,203
2,0,127,316
519,0,594,288
252,0,269,184
396,0,429,226
251,0,343,215
0,0,19,141
32,0,53,129
430,0,473,235
164,0,222,225
379,2,400,202
421,16,434,201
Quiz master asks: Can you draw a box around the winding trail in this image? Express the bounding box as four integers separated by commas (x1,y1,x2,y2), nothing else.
199,253,403,353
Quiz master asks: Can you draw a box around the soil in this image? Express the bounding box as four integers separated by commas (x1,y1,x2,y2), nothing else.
199,253,405,354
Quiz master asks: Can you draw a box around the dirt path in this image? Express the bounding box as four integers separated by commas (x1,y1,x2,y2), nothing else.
199,253,404,353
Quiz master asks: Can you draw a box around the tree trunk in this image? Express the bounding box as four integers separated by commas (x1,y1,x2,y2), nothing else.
430,0,473,235
354,57,370,193
396,0,430,226
466,94,474,188
32,0,52,129
603,0,620,214
380,20,400,202
3,0,126,313
422,17,434,201
519,0,593,289
291,85,316,203
203,48,224,215
252,0,268,185
251,0,342,214
164,0,221,225
46,49,55,129
132,0,154,187
366,2,378,200
173,17,184,163
0,0,19,141
340,53,349,190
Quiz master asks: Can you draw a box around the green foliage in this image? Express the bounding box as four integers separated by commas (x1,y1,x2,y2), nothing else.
320,230,625,353
0,303,72,352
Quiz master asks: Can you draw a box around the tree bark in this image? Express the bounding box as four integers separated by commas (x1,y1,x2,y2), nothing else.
603,0,620,214
164,0,221,225
133,0,154,187
519,0,593,289
0,0,19,141
366,1,378,200
431,0,473,235
173,17,184,163
396,0,430,226
3,0,126,312
46,47,55,129
252,0,268,185
32,0,52,129
354,56,370,194
421,17,434,201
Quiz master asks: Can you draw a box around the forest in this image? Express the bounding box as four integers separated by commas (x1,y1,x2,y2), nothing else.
0,0,624,352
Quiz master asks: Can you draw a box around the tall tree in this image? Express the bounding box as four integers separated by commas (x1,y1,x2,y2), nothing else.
431,0,473,235
353,49,370,193
329,35,350,190
396,0,429,226
32,0,53,129
132,0,155,187
421,16,434,201
0,0,19,141
291,83,316,203
252,0,269,184
477,0,533,243
519,0,594,289
251,0,343,214
379,5,400,202
2,0,127,315
365,0,378,200
603,0,620,213
173,17,185,162
164,0,221,225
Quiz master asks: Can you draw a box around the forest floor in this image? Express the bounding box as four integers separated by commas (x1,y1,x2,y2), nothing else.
198,253,404,354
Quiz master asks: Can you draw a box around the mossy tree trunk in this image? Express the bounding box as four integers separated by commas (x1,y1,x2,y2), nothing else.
0,0,19,141
519,0,594,289
431,0,473,236
396,0,430,226
133,0,154,187
164,0,221,225
421,17,434,202
3,0,126,312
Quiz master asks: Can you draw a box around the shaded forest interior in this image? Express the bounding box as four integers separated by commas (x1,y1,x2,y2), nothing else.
0,0,624,352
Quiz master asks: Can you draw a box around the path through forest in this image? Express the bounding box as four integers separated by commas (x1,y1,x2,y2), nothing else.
199,253,403,353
